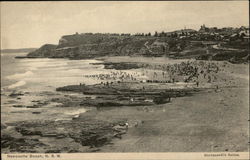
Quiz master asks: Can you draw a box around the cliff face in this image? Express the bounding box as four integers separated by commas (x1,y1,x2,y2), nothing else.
27,34,172,59
27,44,57,57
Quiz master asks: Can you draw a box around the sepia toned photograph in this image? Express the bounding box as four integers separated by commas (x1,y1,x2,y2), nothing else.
1,1,249,159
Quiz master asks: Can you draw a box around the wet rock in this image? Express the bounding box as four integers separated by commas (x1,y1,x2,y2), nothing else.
56,82,194,108
114,133,122,139
13,119,128,151
45,150,61,153
1,134,46,153
26,105,40,108
1,123,7,130
9,92,24,98
68,149,80,153
13,105,25,108
102,62,141,70
31,100,41,103
15,127,42,136
89,148,101,152
41,133,58,137
153,96,171,104
39,91,58,96
32,112,41,114
37,101,48,105
56,134,67,139
7,100,18,104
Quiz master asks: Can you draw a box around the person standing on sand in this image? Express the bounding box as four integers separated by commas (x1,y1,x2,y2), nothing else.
125,122,129,129
208,75,211,83
196,81,199,87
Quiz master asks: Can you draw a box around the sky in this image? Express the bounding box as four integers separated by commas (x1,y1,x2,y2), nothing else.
1,1,249,49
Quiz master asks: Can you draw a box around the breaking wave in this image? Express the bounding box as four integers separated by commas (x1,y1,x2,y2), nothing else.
8,81,26,89
7,71,33,80
64,108,87,116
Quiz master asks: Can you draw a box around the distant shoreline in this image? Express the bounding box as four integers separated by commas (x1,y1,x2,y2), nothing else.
1,48,37,54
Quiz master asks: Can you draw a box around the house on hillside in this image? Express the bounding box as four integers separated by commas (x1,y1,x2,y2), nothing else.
238,30,249,42
239,30,249,37
199,24,209,33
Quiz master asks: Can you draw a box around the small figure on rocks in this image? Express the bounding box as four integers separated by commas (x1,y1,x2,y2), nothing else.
125,122,129,129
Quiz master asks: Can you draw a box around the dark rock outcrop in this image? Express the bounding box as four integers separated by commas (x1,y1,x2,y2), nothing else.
55,82,195,108
5,119,128,152
1,134,46,153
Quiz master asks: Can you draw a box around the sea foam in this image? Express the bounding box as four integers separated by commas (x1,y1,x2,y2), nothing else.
8,81,26,89
7,71,33,80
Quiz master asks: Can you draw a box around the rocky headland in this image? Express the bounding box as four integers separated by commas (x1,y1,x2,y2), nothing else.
25,27,249,63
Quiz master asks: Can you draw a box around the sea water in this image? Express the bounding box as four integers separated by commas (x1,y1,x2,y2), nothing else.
0,52,110,123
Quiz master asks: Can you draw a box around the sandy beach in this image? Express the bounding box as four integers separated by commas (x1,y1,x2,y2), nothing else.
87,57,249,152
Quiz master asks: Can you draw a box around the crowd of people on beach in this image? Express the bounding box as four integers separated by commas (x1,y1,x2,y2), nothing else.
162,61,220,83
83,60,222,87
83,71,142,82
138,61,221,85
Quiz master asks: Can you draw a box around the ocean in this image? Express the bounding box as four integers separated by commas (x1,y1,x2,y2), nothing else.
1,52,110,124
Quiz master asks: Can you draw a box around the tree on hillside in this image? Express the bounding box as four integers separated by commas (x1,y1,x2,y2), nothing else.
174,33,178,38
159,31,165,37
154,31,158,37
170,32,178,38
